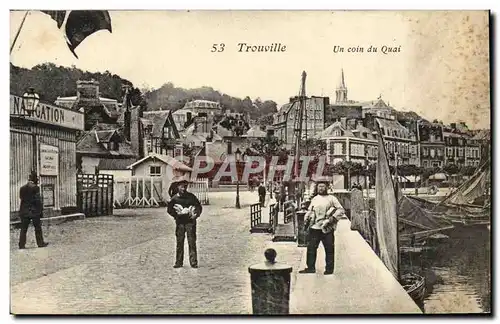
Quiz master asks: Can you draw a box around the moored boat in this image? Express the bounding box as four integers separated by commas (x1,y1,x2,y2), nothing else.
373,124,426,308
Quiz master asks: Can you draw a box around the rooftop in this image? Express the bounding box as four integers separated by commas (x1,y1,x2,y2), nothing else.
182,100,221,110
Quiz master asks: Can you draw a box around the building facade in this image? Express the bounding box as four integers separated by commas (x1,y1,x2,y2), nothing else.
443,126,481,167
139,110,183,158
10,94,85,219
418,121,445,168
273,96,329,150
317,118,378,166
76,123,137,174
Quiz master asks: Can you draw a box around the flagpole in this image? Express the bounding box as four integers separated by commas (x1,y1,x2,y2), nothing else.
10,10,30,54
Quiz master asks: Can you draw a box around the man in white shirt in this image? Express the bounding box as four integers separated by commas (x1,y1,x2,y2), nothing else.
299,179,345,275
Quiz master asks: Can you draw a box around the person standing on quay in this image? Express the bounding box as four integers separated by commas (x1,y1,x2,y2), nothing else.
299,178,344,275
18,171,49,249
167,176,203,268
258,182,267,207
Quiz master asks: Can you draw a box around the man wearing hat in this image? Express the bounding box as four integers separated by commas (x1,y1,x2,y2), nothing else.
18,171,49,249
299,176,344,275
167,175,203,268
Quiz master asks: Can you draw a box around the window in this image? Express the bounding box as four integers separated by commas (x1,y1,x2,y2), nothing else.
423,160,428,167
334,130,342,137
334,143,343,155
110,141,119,151
422,148,429,156
437,148,443,156
350,143,364,156
150,166,161,177
430,149,435,158
174,148,182,157
227,142,233,154
447,147,453,156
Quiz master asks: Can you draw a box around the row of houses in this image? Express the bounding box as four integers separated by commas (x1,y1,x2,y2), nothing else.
11,77,267,219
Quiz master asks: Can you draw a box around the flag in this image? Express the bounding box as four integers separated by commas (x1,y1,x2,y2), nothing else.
65,11,112,58
41,10,66,28
40,10,112,58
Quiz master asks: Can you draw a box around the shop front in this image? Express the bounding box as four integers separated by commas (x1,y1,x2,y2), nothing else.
10,93,84,220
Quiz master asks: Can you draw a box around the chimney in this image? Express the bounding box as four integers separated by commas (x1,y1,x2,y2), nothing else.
122,85,131,141
340,117,347,129
130,107,141,157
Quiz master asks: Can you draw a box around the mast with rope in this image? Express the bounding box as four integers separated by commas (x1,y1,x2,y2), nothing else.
10,11,30,54
292,71,307,203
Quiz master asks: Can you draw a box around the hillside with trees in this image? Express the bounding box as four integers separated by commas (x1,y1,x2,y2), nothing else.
10,63,279,122
143,82,278,121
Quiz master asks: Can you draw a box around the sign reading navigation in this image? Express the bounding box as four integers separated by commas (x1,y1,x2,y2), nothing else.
10,95,84,131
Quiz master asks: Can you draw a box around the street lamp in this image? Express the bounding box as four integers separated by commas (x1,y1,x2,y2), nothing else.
235,148,242,209
22,87,40,117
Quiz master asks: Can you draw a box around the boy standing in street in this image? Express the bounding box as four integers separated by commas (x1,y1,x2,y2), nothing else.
167,176,203,268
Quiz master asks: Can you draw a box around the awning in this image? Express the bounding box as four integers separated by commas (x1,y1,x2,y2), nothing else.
395,175,420,183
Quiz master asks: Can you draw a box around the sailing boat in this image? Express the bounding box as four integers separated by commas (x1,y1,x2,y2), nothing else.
407,159,492,228
374,126,426,306
434,159,490,227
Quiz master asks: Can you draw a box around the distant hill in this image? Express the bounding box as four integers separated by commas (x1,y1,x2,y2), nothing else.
143,82,278,121
10,63,144,106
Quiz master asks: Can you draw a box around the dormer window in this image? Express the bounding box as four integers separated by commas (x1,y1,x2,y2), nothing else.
110,141,119,151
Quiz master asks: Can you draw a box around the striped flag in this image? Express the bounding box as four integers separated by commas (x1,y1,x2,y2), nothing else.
40,10,112,58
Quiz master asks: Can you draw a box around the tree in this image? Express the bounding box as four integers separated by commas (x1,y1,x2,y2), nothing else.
257,113,275,127
460,165,476,177
443,163,460,175
250,136,286,158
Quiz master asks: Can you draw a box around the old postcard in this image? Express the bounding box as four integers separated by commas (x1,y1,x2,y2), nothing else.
9,10,491,315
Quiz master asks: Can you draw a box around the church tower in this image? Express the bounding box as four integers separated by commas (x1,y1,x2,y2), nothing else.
335,68,348,103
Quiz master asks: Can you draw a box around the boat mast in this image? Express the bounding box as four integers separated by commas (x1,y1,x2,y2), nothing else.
293,71,307,200
394,151,401,281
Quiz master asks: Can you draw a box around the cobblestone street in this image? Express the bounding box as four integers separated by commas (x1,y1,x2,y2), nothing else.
10,191,303,314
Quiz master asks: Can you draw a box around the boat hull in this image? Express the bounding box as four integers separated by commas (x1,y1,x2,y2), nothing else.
400,273,426,307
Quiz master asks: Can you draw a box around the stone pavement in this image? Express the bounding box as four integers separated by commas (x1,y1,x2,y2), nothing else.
10,191,303,315
10,190,421,315
290,218,422,314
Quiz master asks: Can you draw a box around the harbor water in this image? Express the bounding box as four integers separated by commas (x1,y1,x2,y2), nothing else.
403,225,491,314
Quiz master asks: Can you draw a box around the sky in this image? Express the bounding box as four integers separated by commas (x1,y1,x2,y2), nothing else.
9,10,491,129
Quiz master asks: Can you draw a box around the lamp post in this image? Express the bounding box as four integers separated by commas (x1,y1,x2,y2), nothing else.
22,87,40,117
235,148,241,209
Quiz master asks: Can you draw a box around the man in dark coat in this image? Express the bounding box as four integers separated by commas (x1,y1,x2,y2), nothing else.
167,176,203,268
258,183,266,207
18,171,49,249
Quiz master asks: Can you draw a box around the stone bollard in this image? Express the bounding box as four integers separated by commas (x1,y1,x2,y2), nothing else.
296,210,308,247
248,248,293,315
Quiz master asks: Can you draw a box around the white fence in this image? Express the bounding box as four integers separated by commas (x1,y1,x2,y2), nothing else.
114,176,163,208
189,178,210,205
